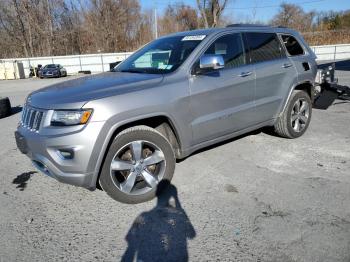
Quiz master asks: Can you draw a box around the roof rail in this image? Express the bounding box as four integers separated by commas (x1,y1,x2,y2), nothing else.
226,24,270,28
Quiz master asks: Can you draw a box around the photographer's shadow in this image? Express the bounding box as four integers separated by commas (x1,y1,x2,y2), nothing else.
121,180,196,262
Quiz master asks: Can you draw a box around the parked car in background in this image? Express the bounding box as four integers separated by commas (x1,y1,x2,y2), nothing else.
16,25,317,204
39,64,67,78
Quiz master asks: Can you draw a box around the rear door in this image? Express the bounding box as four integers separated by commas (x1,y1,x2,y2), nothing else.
189,33,256,144
280,34,317,83
243,32,297,122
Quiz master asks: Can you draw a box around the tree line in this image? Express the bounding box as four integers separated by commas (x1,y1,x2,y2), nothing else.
271,3,350,45
0,0,349,59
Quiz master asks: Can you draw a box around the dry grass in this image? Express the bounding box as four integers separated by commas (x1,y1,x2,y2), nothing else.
303,30,350,46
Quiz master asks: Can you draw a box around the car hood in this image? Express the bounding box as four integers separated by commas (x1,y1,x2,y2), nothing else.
28,72,164,109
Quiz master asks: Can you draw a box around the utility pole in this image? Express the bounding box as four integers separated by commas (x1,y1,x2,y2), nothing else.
153,0,158,39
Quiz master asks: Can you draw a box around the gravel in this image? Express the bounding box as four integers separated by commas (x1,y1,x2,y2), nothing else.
0,72,349,262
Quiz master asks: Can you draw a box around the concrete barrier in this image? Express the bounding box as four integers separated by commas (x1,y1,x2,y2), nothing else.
311,44,350,61
1,44,349,78
1,52,132,78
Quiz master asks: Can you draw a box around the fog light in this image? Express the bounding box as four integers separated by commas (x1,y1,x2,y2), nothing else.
58,149,74,160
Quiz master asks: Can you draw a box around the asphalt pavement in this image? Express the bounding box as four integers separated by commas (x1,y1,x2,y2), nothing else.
0,69,349,262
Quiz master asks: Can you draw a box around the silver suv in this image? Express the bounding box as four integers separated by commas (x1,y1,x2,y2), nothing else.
15,25,317,203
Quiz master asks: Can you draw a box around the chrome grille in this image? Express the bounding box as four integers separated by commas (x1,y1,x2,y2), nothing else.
21,105,44,131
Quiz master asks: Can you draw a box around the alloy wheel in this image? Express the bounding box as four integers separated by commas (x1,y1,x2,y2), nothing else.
109,140,166,195
291,98,310,132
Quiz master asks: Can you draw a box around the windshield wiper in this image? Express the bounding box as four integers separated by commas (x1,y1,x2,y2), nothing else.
118,69,145,73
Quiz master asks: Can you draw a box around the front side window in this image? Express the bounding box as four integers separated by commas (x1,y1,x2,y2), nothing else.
244,33,285,63
281,35,304,56
204,33,245,69
116,35,204,74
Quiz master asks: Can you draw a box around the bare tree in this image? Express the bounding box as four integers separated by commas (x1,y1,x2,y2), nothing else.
159,4,199,36
80,0,144,53
0,1,25,57
1,0,348,59
271,3,315,32
0,0,151,58
196,0,229,28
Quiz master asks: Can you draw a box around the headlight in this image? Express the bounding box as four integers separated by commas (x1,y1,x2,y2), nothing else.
51,109,93,126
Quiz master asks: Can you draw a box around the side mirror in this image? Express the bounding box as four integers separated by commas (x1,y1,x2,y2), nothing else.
200,54,224,70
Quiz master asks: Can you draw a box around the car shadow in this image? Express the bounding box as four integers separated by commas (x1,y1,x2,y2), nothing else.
314,60,350,109
12,171,37,191
313,89,339,109
313,84,350,110
121,180,196,262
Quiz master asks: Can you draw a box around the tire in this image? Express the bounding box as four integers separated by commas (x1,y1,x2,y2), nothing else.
0,97,11,119
78,70,91,75
99,125,176,204
274,90,312,138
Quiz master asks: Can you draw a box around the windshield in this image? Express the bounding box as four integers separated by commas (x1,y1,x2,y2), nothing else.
115,35,205,74
44,64,58,69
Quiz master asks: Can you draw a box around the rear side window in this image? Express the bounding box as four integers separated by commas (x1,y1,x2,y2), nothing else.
281,35,304,56
244,33,284,63
204,33,245,69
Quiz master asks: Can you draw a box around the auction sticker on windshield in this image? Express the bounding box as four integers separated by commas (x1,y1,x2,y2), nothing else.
182,35,206,41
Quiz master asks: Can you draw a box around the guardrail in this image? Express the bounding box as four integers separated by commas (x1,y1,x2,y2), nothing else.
1,43,350,78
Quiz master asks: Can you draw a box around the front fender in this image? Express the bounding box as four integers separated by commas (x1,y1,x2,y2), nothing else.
86,112,183,190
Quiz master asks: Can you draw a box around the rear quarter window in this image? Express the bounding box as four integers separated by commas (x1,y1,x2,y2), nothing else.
281,34,304,56
244,32,285,63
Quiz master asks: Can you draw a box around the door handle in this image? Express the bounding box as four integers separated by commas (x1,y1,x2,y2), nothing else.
282,63,293,68
239,71,252,77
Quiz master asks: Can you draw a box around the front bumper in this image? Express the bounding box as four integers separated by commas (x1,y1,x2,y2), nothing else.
15,121,105,190
40,71,59,78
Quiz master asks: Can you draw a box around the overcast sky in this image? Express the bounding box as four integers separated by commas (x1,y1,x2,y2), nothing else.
140,0,350,22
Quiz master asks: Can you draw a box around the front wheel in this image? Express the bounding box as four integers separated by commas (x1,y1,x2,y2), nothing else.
99,125,176,204
274,90,312,138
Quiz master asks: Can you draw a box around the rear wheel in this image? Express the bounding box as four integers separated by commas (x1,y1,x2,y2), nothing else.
99,125,175,204
274,90,312,138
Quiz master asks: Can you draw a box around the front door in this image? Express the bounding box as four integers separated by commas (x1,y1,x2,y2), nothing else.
189,33,256,144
